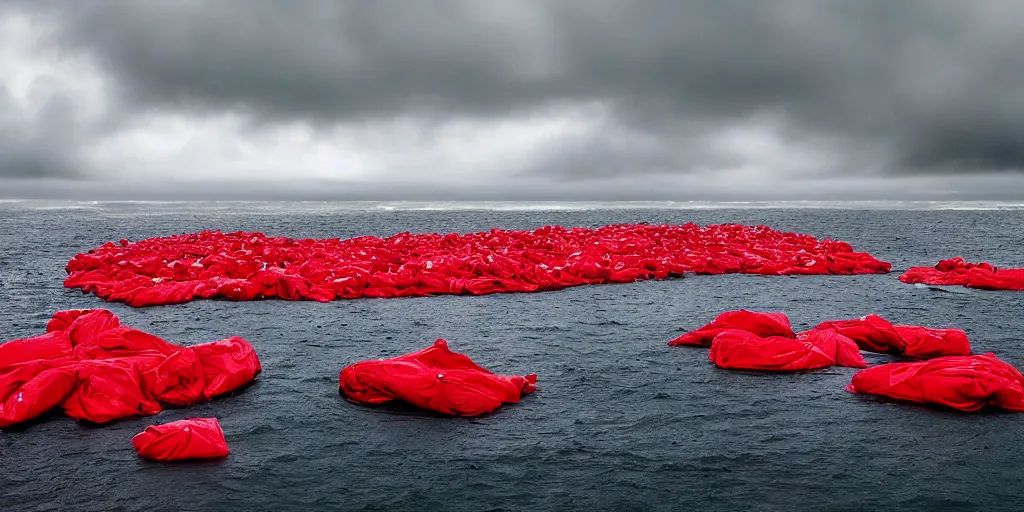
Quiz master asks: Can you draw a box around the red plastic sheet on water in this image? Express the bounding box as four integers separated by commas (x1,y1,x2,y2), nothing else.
813,314,971,358
64,225,891,307
132,417,230,461
0,309,261,428
339,339,537,417
900,257,1024,291
708,328,867,371
847,353,1024,412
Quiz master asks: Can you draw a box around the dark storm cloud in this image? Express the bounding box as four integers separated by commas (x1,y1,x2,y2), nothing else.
10,0,1024,187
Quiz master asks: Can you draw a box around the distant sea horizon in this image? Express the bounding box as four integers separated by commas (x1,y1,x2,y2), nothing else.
4,198,1024,212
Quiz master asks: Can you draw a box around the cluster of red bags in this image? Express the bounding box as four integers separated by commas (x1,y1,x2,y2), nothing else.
132,417,230,461
670,309,1024,412
668,310,867,371
848,354,1024,412
670,310,971,361
900,257,1024,291
0,309,261,428
340,339,537,417
63,225,892,307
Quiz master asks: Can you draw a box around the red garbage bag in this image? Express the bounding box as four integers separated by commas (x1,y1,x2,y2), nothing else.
62,358,164,424
847,353,1024,412
708,328,867,371
812,315,971,358
339,339,537,417
0,331,72,371
966,268,1024,291
812,314,904,353
899,268,971,286
191,337,262,399
901,257,1024,291
894,325,972,359
668,310,795,346
141,348,206,406
132,417,230,461
61,309,122,346
73,326,182,360
46,310,93,332
0,360,79,428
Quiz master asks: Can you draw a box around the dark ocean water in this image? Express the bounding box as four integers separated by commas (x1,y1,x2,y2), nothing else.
1,201,1023,512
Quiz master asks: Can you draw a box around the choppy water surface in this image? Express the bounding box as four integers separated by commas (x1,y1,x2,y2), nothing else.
1,202,1023,511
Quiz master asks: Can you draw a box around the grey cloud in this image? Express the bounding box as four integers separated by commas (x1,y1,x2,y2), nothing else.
6,173,1024,202
520,123,748,182
12,0,1024,189
0,87,86,179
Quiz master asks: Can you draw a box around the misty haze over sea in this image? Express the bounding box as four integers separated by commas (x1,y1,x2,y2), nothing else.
5,199,1024,211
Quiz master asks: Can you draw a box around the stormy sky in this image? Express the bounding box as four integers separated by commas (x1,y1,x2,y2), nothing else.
3,0,1024,200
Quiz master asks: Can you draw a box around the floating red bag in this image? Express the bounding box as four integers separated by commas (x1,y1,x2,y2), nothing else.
340,339,537,417
73,326,182,360
46,309,102,333
812,315,970,358
901,257,1024,291
61,309,122,346
708,328,866,372
668,310,795,347
847,353,1024,412
191,337,262,400
812,314,904,353
966,268,1024,291
132,417,230,461
894,325,971,359
0,331,72,371
62,358,163,424
141,348,206,406
0,360,78,428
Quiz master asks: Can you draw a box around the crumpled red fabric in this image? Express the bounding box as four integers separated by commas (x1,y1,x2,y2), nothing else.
813,314,971,358
847,353,1024,412
0,309,261,427
192,337,263,400
0,360,78,427
132,417,230,461
64,225,891,307
667,310,796,347
708,327,867,371
672,310,971,373
339,339,537,417
142,348,206,406
62,357,164,424
894,325,972,359
900,257,1024,291
0,331,72,371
